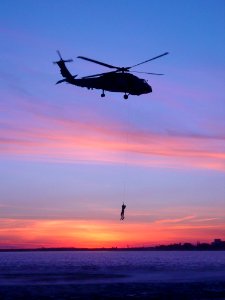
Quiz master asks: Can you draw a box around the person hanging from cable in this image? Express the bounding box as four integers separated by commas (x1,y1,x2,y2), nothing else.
120,202,126,220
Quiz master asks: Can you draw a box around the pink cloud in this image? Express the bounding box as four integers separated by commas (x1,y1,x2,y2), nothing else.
155,215,195,224
1,117,224,171
0,96,224,171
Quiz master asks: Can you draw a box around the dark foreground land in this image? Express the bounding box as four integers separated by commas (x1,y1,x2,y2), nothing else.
1,282,225,300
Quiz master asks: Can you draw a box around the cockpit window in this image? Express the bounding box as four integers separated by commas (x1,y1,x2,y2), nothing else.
141,79,148,83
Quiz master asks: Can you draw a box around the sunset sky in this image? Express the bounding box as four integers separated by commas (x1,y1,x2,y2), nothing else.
0,0,224,248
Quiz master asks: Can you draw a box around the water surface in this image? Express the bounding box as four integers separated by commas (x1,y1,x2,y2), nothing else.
1,251,225,285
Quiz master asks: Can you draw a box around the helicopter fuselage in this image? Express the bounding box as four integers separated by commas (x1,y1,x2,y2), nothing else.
66,72,152,96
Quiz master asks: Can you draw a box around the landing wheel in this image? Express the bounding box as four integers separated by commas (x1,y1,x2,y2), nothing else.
124,94,128,100
101,91,105,98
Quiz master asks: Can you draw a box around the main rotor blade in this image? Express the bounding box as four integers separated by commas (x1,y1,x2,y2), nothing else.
129,52,169,69
82,70,117,79
131,71,164,75
77,56,119,69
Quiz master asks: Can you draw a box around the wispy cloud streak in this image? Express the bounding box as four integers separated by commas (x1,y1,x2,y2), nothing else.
0,97,224,171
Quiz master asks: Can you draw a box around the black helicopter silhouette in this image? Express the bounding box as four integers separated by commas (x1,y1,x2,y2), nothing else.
54,51,169,99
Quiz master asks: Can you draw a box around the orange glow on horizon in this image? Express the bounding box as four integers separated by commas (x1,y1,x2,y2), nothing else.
0,217,224,249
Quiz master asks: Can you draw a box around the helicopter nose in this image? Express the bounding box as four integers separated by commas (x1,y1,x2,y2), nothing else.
145,84,152,94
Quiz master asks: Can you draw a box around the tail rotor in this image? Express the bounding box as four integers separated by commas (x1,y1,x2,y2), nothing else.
53,50,73,64
53,50,76,80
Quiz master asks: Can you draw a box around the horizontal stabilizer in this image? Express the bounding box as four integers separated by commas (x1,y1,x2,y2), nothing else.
56,79,67,84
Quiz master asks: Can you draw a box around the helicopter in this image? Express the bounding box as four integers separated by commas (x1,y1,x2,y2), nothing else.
53,50,169,99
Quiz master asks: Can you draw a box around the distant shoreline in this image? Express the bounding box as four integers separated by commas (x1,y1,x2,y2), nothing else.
1,243,225,252
1,249,225,252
